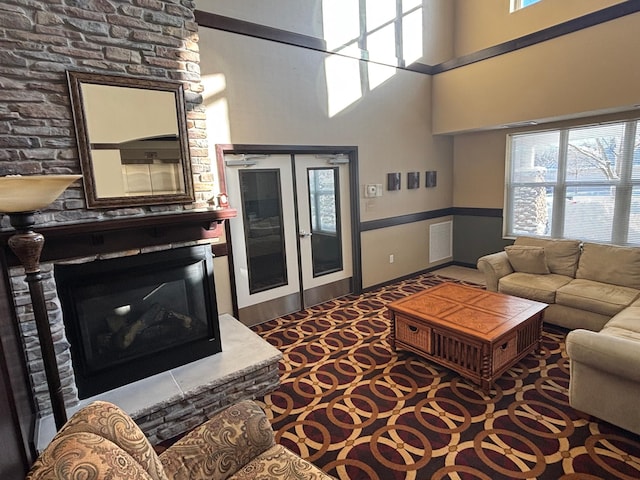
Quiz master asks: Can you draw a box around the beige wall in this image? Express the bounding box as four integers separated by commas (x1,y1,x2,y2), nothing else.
452,111,640,210
200,28,452,220
199,0,324,37
213,256,234,315
197,8,453,289
445,11,640,210
361,218,453,287
197,1,637,289
453,0,626,57
434,12,640,135
200,0,454,67
453,131,506,209
421,0,455,65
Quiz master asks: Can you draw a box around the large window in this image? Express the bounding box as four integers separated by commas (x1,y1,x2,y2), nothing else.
505,119,640,245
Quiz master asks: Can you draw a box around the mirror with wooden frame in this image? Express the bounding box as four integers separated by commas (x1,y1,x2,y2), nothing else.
67,71,195,209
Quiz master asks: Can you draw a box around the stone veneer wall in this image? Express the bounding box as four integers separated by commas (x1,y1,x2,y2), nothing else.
9,260,74,415
0,0,214,228
140,360,280,444
1,1,225,417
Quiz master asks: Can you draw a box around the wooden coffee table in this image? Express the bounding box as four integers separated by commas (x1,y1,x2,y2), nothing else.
387,282,547,393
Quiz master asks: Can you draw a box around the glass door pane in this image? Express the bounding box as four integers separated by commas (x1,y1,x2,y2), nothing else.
239,169,287,294
308,168,343,276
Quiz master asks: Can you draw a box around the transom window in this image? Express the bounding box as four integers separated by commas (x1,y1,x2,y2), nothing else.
505,119,640,245
511,0,541,12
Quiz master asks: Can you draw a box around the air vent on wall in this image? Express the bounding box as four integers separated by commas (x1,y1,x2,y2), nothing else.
429,221,453,263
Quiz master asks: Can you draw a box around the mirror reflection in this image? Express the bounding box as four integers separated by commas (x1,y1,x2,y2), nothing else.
67,71,195,208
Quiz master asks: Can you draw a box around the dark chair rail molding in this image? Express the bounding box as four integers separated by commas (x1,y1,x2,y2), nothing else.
196,3,640,75
452,207,503,218
360,207,502,232
361,209,452,232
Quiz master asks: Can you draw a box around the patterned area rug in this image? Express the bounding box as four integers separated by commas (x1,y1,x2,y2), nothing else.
252,273,640,480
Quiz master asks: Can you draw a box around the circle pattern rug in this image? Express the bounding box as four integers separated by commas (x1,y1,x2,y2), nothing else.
252,274,640,480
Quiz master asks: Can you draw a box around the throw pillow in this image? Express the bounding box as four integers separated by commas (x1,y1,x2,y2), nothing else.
514,236,581,277
505,245,551,274
576,242,640,289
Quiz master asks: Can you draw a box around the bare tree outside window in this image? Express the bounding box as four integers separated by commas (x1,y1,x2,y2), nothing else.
507,120,640,245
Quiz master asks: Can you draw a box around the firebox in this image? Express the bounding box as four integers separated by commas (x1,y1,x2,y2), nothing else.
55,245,221,398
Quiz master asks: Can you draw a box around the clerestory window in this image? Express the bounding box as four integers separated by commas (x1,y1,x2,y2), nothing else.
505,119,640,245
511,0,541,12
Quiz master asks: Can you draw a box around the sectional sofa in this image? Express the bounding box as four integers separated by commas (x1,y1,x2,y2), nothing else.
477,236,640,435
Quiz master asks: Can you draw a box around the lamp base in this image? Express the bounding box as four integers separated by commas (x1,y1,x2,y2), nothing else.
7,211,43,274
7,211,36,230
6,211,68,429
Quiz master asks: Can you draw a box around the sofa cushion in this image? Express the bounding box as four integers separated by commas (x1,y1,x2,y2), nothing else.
600,326,640,342
514,237,581,277
160,399,276,480
498,273,572,303
556,279,640,317
54,400,167,480
27,432,156,480
576,242,640,289
504,245,550,274
230,445,334,480
604,306,640,334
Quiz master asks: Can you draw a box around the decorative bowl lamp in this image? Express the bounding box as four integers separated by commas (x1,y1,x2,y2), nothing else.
0,174,82,430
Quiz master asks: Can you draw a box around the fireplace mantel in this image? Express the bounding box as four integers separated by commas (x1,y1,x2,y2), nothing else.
0,208,236,267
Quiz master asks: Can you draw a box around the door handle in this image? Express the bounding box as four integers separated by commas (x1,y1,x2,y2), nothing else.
299,230,312,238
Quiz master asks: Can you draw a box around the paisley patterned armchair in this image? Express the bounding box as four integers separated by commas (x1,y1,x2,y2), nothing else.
27,399,333,480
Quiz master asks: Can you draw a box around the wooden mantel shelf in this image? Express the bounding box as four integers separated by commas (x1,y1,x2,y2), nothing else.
37,208,237,236
0,208,237,267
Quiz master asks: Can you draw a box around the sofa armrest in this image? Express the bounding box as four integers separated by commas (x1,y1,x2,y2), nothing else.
477,251,513,292
53,400,167,480
27,432,155,480
566,329,640,382
159,400,276,480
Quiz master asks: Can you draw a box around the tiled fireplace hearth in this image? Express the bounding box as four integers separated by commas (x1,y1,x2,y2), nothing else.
6,224,282,449
35,312,282,450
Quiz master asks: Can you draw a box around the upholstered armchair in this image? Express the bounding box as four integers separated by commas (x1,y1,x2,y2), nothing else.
26,399,334,480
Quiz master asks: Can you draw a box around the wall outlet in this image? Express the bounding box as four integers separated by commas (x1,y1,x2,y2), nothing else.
389,254,394,264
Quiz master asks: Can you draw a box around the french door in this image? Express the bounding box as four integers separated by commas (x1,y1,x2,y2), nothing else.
225,152,355,325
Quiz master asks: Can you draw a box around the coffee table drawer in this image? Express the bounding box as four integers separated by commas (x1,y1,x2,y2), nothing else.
396,315,432,353
492,334,517,369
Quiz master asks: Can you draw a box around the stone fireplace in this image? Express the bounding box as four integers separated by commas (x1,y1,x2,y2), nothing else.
0,0,287,455
6,230,282,449
0,0,285,450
